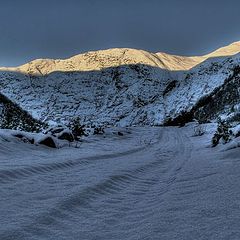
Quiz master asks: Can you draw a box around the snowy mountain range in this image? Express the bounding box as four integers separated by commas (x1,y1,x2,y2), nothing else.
0,41,240,127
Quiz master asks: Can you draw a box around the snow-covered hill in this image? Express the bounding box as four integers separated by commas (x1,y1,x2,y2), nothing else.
0,42,240,127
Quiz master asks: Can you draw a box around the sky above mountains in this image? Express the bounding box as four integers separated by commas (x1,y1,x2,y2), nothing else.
0,0,240,66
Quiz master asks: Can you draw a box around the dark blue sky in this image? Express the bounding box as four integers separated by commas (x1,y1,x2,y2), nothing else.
0,0,240,66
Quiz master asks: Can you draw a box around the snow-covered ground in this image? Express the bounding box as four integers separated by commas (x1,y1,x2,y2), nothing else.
1,124,240,240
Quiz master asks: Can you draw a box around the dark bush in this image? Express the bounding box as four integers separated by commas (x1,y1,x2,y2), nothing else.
68,117,87,140
212,119,232,147
93,125,105,135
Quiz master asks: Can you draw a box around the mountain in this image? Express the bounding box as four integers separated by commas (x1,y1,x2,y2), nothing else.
0,41,240,127
1,41,240,74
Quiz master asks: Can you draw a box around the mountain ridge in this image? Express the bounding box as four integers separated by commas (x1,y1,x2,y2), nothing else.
0,41,240,127
1,41,240,74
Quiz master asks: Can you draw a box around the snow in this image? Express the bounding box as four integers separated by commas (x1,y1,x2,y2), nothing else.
0,129,73,150
1,124,240,239
0,43,240,127
231,124,240,135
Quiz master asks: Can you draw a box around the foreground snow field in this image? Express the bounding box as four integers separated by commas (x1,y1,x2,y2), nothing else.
1,125,240,240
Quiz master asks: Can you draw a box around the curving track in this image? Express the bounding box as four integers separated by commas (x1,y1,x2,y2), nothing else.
0,127,193,240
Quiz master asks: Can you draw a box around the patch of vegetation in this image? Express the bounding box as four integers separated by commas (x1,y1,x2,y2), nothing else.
0,93,45,132
212,118,233,147
93,125,105,135
67,117,87,140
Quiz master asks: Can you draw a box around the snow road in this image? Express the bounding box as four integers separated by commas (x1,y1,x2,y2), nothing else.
0,126,240,240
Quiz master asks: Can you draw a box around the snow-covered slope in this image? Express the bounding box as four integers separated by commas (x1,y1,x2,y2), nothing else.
164,54,240,122
0,42,240,126
0,64,173,125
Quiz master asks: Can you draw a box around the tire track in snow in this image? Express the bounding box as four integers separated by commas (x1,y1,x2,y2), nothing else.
8,128,192,239
0,141,160,185
0,128,192,240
